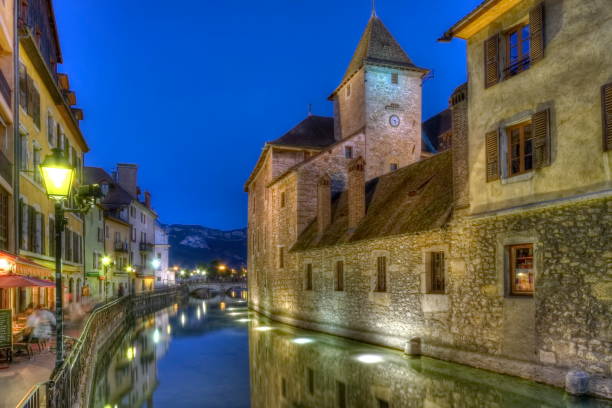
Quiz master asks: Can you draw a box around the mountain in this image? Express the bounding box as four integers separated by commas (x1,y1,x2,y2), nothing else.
165,224,247,269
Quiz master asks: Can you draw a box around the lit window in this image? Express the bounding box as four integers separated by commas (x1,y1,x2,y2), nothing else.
508,121,534,176
375,256,387,292
428,252,445,294
335,260,344,291
508,244,534,295
344,146,353,159
505,24,531,76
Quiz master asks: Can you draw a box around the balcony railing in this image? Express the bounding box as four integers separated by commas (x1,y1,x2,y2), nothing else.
139,242,154,252
114,241,129,252
0,149,11,184
0,69,11,108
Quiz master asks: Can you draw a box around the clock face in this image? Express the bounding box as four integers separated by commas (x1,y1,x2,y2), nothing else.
389,115,400,127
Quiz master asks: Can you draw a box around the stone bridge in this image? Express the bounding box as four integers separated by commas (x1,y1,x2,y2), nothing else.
185,280,247,294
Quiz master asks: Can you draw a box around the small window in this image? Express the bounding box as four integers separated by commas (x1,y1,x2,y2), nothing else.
389,163,398,172
281,377,287,398
378,399,390,408
335,260,344,291
391,72,398,84
336,381,347,408
346,83,351,98
305,263,313,290
375,256,387,292
507,121,534,176
307,368,315,395
428,252,445,294
280,191,286,208
279,247,284,268
344,146,353,159
508,244,534,295
504,24,531,77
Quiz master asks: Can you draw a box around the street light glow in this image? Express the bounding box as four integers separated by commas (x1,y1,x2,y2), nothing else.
151,258,161,269
292,337,314,345
40,149,74,200
355,354,384,364
101,256,112,266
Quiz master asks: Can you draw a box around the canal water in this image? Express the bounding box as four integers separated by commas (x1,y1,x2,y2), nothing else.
90,293,609,408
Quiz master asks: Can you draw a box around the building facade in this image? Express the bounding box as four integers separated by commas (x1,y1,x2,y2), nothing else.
83,203,104,301
153,222,172,286
247,3,612,399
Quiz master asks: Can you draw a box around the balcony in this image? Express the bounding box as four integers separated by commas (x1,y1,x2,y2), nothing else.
139,242,154,252
114,241,129,252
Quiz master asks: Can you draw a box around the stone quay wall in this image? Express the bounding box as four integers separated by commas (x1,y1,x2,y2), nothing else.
249,194,612,398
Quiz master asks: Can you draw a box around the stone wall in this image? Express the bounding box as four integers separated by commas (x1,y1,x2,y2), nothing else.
250,195,612,398
333,69,366,140
363,65,423,179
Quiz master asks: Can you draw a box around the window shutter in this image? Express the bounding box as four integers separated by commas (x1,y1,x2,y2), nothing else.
26,75,34,116
484,34,500,88
485,130,500,181
533,108,551,168
19,64,27,110
40,213,45,255
530,2,545,64
602,83,612,151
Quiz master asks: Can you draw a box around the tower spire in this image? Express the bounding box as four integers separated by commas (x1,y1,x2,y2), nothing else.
371,0,377,17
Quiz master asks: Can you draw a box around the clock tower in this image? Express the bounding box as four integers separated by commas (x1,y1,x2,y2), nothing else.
329,14,429,180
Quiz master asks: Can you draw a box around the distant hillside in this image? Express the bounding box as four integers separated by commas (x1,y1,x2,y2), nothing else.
165,224,247,269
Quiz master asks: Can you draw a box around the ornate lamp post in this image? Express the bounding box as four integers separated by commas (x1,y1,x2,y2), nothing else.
101,255,112,301
40,148,102,369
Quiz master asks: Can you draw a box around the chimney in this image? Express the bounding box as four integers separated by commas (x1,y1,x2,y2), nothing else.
347,156,366,230
116,163,138,198
144,191,152,209
317,175,331,236
449,83,469,209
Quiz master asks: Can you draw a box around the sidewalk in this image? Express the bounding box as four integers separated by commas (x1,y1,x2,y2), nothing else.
0,307,92,408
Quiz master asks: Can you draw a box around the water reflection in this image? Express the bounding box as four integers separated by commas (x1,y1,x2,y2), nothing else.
249,320,607,408
90,291,607,408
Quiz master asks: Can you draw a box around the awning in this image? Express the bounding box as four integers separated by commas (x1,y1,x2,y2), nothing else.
0,249,54,279
0,274,55,288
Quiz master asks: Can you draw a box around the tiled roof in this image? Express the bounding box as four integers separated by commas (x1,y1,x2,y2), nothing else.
268,115,335,149
340,15,419,86
84,166,133,209
422,109,452,153
292,151,453,251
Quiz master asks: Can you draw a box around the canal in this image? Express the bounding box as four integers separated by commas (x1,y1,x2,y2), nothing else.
90,293,608,408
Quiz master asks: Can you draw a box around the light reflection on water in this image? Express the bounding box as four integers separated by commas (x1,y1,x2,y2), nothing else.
90,293,608,408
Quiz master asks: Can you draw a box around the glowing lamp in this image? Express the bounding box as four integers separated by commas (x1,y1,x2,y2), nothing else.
101,256,112,266
151,259,161,269
40,149,75,200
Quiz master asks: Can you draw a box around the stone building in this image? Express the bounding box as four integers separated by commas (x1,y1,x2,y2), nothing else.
246,2,612,399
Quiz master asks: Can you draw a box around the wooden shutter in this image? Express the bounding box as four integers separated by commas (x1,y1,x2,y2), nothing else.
485,130,500,181
49,216,55,256
484,34,500,88
26,75,34,116
533,108,551,168
530,2,545,64
19,64,27,110
602,83,612,151
40,213,45,255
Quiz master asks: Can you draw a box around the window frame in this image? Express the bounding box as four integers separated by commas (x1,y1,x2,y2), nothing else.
428,251,445,294
334,260,344,291
305,263,313,291
507,121,534,177
344,145,353,159
503,22,531,78
508,243,534,296
278,246,284,269
391,72,398,84
375,256,387,292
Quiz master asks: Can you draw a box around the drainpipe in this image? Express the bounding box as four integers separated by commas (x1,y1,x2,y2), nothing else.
13,0,20,255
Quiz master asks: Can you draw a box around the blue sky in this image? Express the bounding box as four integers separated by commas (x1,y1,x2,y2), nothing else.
53,0,481,230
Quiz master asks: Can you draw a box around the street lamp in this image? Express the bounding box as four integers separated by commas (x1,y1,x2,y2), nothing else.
40,148,102,369
151,258,161,269
101,255,112,301
40,149,74,370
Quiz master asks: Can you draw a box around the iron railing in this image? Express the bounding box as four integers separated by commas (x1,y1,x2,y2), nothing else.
139,242,154,252
15,383,46,408
21,287,186,408
113,241,129,252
